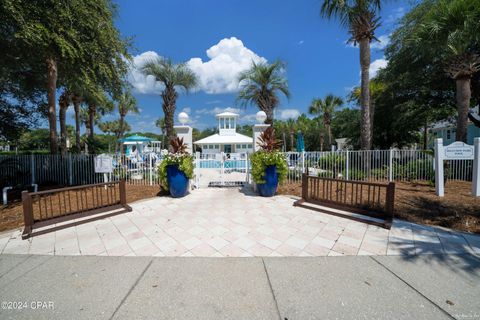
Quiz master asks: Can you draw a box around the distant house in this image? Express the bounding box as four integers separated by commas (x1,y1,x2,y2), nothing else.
194,112,253,154
429,120,480,147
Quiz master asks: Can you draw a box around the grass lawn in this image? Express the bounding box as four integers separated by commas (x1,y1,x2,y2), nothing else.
278,180,480,234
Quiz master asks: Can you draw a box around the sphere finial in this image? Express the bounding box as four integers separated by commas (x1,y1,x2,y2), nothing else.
178,112,189,125
256,111,267,124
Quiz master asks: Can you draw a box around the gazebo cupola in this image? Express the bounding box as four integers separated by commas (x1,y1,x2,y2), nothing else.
216,112,239,136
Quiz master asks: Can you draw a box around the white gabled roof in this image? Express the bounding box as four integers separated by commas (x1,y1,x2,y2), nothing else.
194,132,253,144
215,112,239,118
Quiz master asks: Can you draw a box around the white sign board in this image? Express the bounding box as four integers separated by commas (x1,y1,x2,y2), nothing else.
94,154,113,173
444,141,474,160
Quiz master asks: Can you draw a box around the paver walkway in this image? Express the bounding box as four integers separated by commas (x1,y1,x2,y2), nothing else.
1,188,479,257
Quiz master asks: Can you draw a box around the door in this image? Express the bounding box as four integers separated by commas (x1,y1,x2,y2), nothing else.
224,144,232,153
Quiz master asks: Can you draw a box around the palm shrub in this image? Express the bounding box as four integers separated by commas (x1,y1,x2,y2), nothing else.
157,137,194,190
250,127,288,184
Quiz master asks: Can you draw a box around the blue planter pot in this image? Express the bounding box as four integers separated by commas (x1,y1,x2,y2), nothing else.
166,165,189,198
257,165,278,197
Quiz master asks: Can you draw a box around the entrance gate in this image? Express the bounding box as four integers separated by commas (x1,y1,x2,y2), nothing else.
194,152,250,188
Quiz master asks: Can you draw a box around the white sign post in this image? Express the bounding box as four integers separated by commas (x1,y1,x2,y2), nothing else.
473,137,480,197
434,138,477,197
434,139,445,197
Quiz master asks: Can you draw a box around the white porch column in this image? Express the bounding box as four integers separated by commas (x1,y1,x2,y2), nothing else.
174,112,193,154
253,111,270,152
472,137,480,197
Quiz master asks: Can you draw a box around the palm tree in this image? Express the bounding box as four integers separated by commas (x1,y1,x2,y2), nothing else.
412,0,480,142
117,91,139,152
349,79,385,140
71,93,83,152
58,90,71,155
237,61,290,125
285,118,296,151
83,87,114,154
155,117,167,148
141,57,197,145
309,95,343,149
321,0,383,149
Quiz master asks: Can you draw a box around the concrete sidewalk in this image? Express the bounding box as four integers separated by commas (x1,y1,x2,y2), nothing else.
0,254,479,320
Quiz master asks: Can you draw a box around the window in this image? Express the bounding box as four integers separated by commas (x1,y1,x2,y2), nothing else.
242,144,247,149
214,144,219,149
447,130,451,140
248,144,252,149
236,144,241,149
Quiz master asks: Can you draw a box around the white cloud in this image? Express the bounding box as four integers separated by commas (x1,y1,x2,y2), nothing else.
369,58,388,78
181,107,191,114
128,37,266,95
186,37,267,94
278,109,301,120
371,35,390,50
128,51,164,94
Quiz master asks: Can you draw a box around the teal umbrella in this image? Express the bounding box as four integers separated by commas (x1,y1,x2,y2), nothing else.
296,131,305,152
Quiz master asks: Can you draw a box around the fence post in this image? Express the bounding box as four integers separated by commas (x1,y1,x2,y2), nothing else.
30,154,35,185
472,137,479,197
388,149,393,182
68,153,73,185
386,182,395,221
345,150,349,180
301,151,305,174
301,173,308,200
245,153,249,184
149,153,153,186
119,180,128,208
21,191,34,239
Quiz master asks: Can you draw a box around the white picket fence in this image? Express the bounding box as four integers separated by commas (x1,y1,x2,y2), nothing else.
0,149,474,189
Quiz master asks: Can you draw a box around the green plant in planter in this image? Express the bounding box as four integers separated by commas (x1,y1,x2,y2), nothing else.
157,137,194,190
250,127,288,184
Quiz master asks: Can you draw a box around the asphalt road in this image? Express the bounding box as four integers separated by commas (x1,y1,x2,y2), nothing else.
0,254,479,320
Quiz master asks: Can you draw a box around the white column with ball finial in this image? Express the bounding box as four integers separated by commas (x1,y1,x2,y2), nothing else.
253,111,270,151
174,112,193,154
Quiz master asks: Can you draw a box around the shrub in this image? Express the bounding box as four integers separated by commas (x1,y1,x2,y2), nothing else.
251,127,288,184
157,137,194,190
344,168,367,181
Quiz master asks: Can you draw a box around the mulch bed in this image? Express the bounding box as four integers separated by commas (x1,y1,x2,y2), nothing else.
0,184,163,233
278,180,480,234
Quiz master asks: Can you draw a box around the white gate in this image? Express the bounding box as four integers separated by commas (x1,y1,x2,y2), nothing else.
194,152,250,188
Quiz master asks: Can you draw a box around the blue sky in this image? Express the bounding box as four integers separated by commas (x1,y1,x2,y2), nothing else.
74,0,412,133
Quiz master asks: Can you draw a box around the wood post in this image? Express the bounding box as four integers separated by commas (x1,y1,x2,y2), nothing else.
386,182,395,221
301,173,308,200
21,191,34,239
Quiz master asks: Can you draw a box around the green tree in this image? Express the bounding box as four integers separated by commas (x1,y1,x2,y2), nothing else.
155,117,167,147
321,0,383,149
141,58,197,146
117,91,139,152
309,94,343,149
410,0,480,142
1,0,130,153
237,61,290,125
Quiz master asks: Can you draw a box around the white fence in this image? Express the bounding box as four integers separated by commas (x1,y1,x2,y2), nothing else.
0,149,473,189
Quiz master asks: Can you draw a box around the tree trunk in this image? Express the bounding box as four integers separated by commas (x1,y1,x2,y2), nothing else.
265,108,274,125
326,124,332,148
118,113,126,154
161,85,178,150
290,131,294,152
46,58,58,154
455,78,471,142
72,95,81,153
88,105,96,154
319,133,324,151
359,38,372,150
423,119,428,149
59,106,67,156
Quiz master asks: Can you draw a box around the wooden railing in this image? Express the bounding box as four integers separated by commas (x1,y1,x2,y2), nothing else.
22,180,131,239
295,174,395,228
